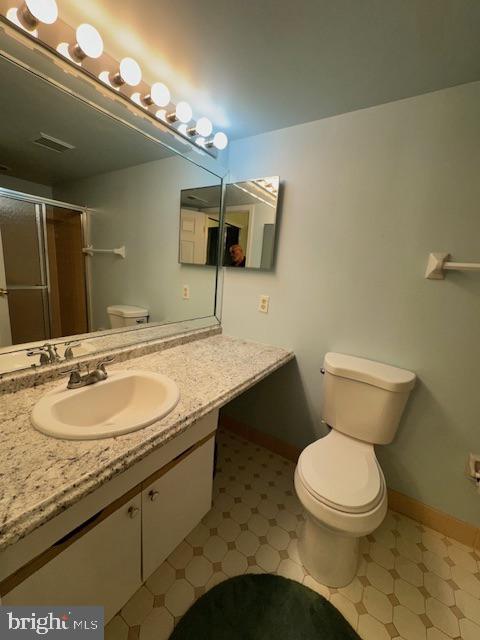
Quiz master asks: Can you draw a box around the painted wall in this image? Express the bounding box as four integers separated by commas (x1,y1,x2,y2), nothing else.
222,81,480,526
55,155,220,330
0,175,52,199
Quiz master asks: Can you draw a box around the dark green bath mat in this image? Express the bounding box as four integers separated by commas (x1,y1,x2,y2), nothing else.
169,573,360,639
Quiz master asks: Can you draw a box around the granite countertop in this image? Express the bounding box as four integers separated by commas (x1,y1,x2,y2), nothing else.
0,334,293,551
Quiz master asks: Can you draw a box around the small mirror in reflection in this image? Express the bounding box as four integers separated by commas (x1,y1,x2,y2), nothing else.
179,176,280,270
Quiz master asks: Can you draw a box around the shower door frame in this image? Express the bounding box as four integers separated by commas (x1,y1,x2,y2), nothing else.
0,187,91,344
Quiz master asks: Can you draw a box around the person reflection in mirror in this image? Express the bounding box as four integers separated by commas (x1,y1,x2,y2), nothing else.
229,244,246,267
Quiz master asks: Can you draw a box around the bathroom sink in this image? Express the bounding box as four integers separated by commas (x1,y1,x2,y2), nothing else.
31,369,180,440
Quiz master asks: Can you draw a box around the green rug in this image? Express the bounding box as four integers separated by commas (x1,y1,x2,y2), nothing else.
170,573,360,639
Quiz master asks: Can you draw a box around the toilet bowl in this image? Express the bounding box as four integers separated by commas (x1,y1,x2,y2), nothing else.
295,353,415,587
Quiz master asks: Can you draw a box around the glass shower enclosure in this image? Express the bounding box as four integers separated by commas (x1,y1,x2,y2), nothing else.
0,192,89,348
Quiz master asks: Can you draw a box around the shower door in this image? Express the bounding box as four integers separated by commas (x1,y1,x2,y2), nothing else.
0,195,50,346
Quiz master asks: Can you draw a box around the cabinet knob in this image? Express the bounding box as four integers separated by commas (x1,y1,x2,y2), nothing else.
148,489,159,502
128,505,140,519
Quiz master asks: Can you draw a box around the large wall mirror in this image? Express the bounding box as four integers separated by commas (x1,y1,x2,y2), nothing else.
0,52,223,374
179,176,280,270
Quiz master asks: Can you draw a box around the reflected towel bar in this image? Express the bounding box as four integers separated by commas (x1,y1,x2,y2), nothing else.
425,252,480,279
83,245,126,258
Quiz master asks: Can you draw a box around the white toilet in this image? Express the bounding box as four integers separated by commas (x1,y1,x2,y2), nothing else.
107,305,149,329
295,352,415,587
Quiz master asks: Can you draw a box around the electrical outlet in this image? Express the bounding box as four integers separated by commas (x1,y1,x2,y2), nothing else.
182,285,190,300
258,294,269,313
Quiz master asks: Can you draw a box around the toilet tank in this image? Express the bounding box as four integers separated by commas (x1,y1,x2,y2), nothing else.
322,353,416,444
107,305,149,328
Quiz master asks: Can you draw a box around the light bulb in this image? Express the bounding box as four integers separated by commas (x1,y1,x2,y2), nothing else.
155,109,167,121
175,101,192,123
195,117,213,137
75,24,103,59
195,137,206,147
142,82,170,108
6,7,38,35
110,57,142,87
213,132,228,150
177,124,188,135
21,0,58,27
56,42,81,65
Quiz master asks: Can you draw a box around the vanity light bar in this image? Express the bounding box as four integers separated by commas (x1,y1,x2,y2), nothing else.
3,1,229,151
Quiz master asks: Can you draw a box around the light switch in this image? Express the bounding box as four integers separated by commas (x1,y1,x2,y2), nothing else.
182,285,190,300
258,294,269,313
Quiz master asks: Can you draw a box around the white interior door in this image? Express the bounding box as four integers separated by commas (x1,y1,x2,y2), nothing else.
0,226,12,346
179,209,207,264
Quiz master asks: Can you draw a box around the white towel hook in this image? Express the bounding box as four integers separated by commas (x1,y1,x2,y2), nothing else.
83,245,126,258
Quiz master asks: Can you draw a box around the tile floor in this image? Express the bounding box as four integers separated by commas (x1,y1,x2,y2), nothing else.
107,428,480,640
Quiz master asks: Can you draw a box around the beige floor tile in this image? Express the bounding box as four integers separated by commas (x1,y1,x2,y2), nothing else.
277,558,304,582
370,541,396,570
393,605,426,640
185,556,213,587
167,541,193,570
363,585,393,623
139,607,173,640
455,588,480,626
113,431,480,640
366,561,394,594
425,598,459,638
266,525,290,551
423,572,454,607
145,562,176,596
330,592,359,630
255,543,281,572
203,534,228,562
221,549,248,576
121,586,154,627
395,579,426,615
459,617,480,640
358,613,391,640
164,579,195,617
105,615,129,640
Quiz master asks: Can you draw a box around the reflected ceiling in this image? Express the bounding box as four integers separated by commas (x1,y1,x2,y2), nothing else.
0,56,171,185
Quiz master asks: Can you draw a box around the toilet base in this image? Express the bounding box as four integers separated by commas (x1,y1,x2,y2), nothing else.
298,514,360,588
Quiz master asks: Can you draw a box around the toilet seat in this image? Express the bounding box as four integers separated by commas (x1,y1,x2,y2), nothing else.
297,430,384,515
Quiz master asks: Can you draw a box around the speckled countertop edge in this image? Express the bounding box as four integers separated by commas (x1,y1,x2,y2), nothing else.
0,334,294,551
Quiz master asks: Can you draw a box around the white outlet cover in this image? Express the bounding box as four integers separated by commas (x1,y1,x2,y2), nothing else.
182,285,190,299
258,294,269,313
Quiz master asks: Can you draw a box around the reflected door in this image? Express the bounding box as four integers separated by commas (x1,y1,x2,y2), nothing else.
0,195,49,345
0,225,12,346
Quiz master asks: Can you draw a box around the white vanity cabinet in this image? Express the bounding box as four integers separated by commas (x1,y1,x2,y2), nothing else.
142,436,215,579
0,412,218,622
2,494,142,621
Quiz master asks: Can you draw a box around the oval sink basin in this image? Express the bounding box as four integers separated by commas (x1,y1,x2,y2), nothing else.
32,369,180,440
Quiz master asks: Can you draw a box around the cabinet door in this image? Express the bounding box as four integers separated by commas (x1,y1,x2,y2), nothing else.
142,438,214,579
3,496,142,622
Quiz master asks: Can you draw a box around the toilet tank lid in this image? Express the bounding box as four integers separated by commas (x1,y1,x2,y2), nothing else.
107,305,149,318
324,352,416,392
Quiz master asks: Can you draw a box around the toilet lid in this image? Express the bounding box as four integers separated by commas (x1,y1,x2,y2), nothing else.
297,430,384,514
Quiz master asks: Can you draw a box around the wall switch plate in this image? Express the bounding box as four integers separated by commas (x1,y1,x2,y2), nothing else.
258,294,269,313
182,285,190,300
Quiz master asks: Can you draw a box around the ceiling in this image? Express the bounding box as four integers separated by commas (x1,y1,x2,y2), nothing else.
59,0,480,140
0,55,171,185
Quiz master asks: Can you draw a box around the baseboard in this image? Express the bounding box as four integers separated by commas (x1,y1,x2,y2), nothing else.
219,413,480,550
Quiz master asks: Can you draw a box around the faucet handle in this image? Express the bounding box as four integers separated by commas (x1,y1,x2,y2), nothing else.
95,355,115,374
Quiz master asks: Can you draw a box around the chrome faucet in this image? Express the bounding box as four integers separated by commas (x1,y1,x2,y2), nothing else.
27,343,60,366
63,341,81,360
66,356,115,389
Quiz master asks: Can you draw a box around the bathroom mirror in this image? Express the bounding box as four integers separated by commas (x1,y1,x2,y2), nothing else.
0,51,223,374
179,176,280,270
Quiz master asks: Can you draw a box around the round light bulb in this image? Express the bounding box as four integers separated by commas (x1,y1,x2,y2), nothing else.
119,57,142,86
24,0,58,24
149,83,170,107
175,101,192,123
76,23,103,59
196,117,213,137
213,131,228,150
195,137,206,147
177,124,188,135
